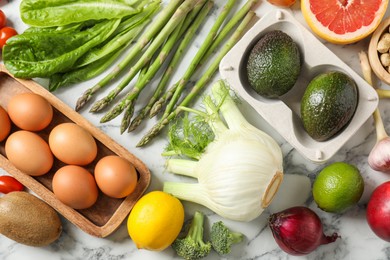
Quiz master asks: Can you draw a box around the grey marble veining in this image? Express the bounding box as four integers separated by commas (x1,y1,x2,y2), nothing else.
1,0,390,259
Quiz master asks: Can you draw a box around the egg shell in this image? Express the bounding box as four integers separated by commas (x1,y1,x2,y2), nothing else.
94,155,138,199
0,105,11,141
49,123,97,166
5,130,53,176
52,165,98,210
7,92,53,131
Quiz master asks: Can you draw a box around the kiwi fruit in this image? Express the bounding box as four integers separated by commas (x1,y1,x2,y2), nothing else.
0,191,62,246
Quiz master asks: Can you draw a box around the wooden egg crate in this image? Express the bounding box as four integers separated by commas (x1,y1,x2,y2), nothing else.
0,65,151,237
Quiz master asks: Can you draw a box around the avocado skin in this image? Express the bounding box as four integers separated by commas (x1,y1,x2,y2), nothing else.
300,71,358,141
246,30,301,98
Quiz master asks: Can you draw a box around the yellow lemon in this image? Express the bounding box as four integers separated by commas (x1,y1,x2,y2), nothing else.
127,191,184,251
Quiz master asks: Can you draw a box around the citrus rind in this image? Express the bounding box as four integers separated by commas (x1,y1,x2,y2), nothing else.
301,0,389,44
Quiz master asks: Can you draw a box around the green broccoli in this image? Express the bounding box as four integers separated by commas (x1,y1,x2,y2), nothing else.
172,211,211,260
210,221,244,255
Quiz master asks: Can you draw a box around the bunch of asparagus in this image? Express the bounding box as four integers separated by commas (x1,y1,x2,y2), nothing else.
75,0,259,146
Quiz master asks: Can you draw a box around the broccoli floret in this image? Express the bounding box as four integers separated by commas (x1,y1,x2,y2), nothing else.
172,211,211,260
210,221,244,255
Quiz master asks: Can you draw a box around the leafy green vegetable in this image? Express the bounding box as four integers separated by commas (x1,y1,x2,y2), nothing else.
75,1,159,68
163,112,215,160
3,19,121,78
20,0,139,27
48,45,126,91
47,1,160,91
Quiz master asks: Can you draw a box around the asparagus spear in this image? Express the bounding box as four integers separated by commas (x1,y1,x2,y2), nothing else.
120,60,151,133
90,0,204,113
149,0,258,118
115,18,187,131
75,0,180,111
99,0,207,125
122,1,212,132
128,0,214,132
137,10,256,147
200,0,259,65
149,0,237,118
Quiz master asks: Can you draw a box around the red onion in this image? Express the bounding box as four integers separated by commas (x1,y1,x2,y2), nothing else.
268,206,340,255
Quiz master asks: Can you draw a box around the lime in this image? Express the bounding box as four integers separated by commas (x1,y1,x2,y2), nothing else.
312,162,364,213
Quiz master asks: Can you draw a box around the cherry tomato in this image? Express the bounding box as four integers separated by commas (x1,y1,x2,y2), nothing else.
0,10,6,29
0,175,24,194
267,0,296,7
0,26,17,49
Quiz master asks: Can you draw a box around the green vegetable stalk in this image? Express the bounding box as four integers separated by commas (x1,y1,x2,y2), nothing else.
116,18,188,132
149,0,259,118
102,0,212,130
128,0,214,132
137,10,255,147
120,60,151,133
89,0,204,113
149,0,237,118
75,0,181,111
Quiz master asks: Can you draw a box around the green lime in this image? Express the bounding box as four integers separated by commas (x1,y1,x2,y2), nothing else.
312,162,364,213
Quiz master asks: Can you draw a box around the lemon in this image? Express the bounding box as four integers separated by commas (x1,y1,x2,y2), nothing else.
127,191,184,251
312,162,364,213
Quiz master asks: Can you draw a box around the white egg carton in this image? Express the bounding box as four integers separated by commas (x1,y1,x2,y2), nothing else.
219,9,378,163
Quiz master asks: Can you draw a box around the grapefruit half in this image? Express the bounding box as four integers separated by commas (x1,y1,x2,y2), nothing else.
301,0,389,44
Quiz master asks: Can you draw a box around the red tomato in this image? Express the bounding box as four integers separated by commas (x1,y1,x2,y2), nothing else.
0,175,24,194
0,26,17,48
0,10,6,29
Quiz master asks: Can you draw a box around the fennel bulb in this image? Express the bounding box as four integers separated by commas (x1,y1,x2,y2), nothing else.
163,80,283,221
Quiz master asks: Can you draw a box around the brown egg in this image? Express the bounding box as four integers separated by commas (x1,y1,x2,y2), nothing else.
52,165,98,209
0,105,11,141
5,130,53,176
94,155,138,198
7,92,53,131
49,123,97,165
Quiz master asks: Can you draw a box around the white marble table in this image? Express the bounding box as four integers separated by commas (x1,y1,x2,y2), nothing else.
1,1,390,259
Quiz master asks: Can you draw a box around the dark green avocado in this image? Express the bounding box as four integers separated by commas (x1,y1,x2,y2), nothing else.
300,71,358,141
246,30,301,98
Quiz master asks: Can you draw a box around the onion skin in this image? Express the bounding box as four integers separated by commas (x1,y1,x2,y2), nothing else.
367,181,390,242
269,206,339,255
368,137,390,172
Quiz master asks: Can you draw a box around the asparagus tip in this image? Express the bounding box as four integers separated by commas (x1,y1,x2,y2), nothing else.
149,102,162,118
75,94,90,111
90,99,108,113
128,118,141,132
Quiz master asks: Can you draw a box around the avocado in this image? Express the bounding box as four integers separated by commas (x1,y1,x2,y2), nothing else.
0,191,62,247
300,71,358,141
246,30,301,98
